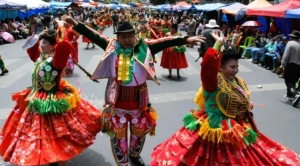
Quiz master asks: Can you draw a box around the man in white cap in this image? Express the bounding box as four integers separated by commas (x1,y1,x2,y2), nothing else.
199,19,221,58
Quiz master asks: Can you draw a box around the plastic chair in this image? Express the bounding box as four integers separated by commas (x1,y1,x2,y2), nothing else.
238,36,255,55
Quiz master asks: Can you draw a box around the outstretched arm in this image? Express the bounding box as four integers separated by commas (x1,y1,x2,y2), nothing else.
201,31,224,93
26,36,41,62
146,35,205,55
63,15,109,50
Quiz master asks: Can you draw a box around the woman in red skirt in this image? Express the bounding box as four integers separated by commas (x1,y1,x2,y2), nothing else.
82,15,96,49
0,29,102,166
151,31,300,166
160,23,188,78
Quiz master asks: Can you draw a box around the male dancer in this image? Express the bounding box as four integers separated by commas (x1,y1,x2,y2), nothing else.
64,16,205,166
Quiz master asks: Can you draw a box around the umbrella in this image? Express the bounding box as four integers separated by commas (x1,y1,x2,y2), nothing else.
241,20,262,27
235,8,247,21
0,32,15,43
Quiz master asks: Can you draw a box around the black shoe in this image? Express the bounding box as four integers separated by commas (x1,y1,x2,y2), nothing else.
167,75,172,78
177,75,181,79
129,155,145,166
0,69,8,76
292,94,300,107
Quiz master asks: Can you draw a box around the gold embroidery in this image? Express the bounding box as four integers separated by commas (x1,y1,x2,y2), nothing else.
131,126,145,137
114,127,126,139
117,53,131,82
216,75,250,119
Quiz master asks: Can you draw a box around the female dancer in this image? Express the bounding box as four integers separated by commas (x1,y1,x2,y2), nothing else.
160,23,188,78
151,31,300,165
0,29,102,166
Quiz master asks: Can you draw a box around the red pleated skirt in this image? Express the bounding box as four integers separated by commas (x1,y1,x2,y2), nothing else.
0,89,102,165
160,47,188,69
151,127,300,166
82,36,91,43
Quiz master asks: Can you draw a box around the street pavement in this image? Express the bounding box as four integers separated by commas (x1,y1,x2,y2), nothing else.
0,26,300,166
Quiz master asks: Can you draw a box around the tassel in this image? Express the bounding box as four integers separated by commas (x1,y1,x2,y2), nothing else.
245,129,257,144
183,113,198,131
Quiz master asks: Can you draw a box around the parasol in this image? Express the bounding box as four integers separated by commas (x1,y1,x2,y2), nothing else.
241,20,262,27
0,32,15,43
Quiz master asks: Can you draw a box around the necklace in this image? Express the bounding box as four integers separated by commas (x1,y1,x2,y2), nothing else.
115,43,134,84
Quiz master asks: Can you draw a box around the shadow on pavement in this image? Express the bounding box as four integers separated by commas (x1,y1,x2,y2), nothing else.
67,148,113,166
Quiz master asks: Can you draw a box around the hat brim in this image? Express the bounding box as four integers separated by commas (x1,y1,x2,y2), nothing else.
22,35,39,50
205,24,219,28
288,34,300,38
113,29,136,34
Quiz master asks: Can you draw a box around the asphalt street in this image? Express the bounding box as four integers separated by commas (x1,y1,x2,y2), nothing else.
0,26,299,166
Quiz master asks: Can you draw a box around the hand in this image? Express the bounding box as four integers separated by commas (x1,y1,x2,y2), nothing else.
211,30,224,42
62,15,78,26
38,29,48,39
186,35,206,45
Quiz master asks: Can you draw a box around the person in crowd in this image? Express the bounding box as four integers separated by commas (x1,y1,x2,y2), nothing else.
0,54,9,76
186,14,197,48
0,29,101,166
150,30,300,166
272,36,288,73
63,15,205,166
36,13,44,33
7,19,20,40
29,15,37,34
280,30,300,107
83,14,96,49
242,30,266,62
263,35,284,70
111,11,119,33
137,19,158,40
160,14,171,37
259,38,276,68
160,23,188,79
199,19,221,57
49,13,54,29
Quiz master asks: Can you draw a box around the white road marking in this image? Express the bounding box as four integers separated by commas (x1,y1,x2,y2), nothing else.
3,59,20,67
0,61,33,88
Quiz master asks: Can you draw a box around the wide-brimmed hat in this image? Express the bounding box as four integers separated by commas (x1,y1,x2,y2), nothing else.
288,30,300,38
205,19,219,28
114,21,136,34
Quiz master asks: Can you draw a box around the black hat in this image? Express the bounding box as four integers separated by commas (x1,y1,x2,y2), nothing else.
288,30,300,39
114,21,136,34
221,44,240,64
40,29,57,45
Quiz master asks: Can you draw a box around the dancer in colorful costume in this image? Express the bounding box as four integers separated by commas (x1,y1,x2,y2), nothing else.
0,54,9,76
0,29,102,166
160,23,187,78
83,15,96,49
151,31,300,166
64,15,205,166
160,14,171,37
137,19,158,40
152,13,162,37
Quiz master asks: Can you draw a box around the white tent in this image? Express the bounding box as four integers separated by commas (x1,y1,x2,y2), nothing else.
6,0,49,10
